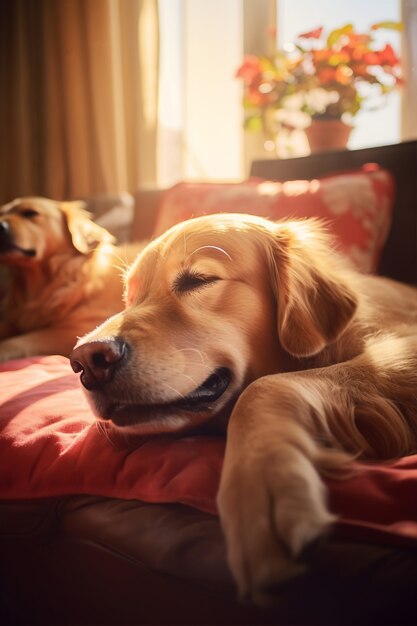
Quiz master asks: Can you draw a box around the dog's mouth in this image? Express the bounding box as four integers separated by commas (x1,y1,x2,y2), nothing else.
173,367,232,409
0,241,36,258
103,367,232,427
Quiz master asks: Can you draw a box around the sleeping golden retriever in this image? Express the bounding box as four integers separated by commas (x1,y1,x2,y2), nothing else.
69,213,417,605
0,197,142,363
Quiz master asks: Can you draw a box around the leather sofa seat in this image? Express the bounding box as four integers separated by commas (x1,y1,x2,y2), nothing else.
1,496,416,625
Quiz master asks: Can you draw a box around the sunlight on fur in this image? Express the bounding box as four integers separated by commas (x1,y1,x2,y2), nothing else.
70,213,417,605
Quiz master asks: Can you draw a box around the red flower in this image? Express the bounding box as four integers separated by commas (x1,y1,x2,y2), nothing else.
346,33,370,46
247,87,275,107
351,46,368,62
235,21,403,123
352,63,368,77
235,56,262,85
312,49,333,63
378,44,399,67
317,67,337,84
363,51,381,65
298,26,323,39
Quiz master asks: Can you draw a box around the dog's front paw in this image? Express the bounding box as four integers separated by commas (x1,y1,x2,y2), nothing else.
217,446,335,605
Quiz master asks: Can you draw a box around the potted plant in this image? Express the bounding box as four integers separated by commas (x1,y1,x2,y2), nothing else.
236,22,403,153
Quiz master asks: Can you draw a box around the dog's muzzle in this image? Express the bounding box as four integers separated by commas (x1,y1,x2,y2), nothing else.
0,220,36,257
70,336,233,426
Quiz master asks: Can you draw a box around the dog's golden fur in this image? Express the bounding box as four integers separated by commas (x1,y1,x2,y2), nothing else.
0,197,142,362
70,213,417,604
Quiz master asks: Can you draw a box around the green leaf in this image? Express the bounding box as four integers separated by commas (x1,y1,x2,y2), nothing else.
371,21,403,32
327,23,353,48
244,116,263,132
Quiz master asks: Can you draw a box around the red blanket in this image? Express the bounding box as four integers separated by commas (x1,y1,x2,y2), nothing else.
1,356,416,546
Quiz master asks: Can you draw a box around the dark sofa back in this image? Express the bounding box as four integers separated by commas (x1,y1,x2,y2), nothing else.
251,141,417,285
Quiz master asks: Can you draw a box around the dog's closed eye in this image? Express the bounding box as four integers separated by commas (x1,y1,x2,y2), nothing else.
172,270,220,294
19,208,39,219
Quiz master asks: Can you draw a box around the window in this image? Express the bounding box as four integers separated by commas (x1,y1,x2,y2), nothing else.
157,0,243,186
158,0,412,185
277,0,402,151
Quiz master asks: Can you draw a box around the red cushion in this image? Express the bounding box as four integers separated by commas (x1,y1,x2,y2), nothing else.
153,165,395,274
1,356,416,547
0,356,223,514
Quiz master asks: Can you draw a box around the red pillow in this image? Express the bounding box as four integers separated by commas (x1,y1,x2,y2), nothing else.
152,165,394,274
0,356,223,514
1,356,416,547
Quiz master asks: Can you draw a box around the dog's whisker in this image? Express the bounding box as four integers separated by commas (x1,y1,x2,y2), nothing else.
177,372,201,389
112,262,129,275
96,419,122,448
176,348,208,364
111,245,137,268
95,420,105,436
161,382,186,400
182,228,188,257
190,245,233,261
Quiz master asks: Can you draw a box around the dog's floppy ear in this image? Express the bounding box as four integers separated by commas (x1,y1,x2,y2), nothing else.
266,219,358,358
61,201,115,254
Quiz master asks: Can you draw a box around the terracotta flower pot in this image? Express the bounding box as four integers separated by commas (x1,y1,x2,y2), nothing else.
305,118,353,153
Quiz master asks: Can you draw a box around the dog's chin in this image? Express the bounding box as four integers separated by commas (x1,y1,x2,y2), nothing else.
0,243,37,262
89,367,235,435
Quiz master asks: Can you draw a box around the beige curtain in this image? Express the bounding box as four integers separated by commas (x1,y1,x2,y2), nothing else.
401,0,417,140
0,0,159,202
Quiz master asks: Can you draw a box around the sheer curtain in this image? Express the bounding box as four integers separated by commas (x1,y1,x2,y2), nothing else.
0,0,159,202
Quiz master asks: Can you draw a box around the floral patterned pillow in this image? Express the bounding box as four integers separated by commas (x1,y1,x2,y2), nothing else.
152,165,395,274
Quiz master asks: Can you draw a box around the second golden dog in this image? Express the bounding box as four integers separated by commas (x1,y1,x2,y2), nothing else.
0,197,142,363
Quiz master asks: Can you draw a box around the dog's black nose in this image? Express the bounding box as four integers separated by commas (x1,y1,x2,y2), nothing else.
0,220,11,242
70,339,127,390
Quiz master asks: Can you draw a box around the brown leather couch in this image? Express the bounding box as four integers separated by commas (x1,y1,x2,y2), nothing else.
1,496,417,625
